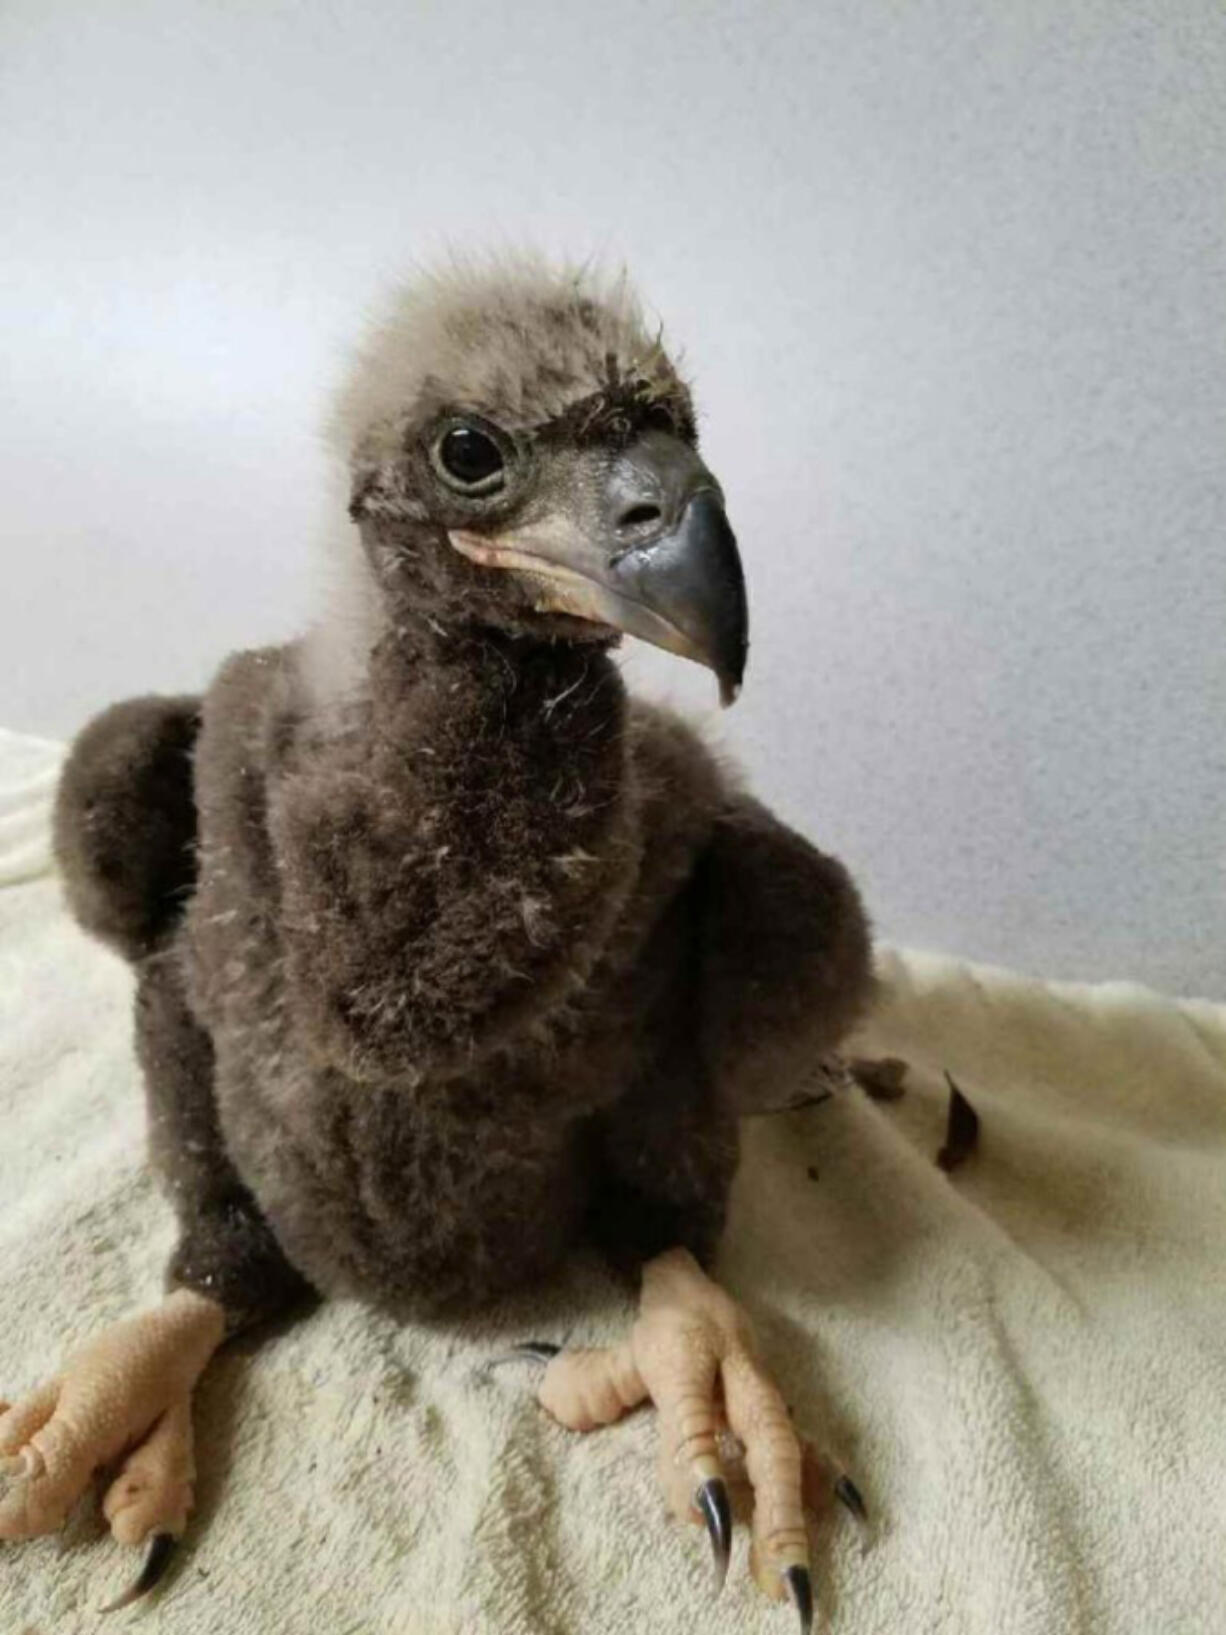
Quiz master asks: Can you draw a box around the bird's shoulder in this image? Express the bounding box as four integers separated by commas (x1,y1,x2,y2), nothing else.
619,699,735,914
626,697,731,813
194,642,301,805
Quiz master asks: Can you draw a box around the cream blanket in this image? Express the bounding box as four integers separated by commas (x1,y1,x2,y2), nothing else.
2,726,1224,1634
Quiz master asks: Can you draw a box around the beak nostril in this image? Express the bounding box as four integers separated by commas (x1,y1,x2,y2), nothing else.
617,503,663,533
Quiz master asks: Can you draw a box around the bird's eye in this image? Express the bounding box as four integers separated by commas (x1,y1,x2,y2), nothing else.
435,424,506,492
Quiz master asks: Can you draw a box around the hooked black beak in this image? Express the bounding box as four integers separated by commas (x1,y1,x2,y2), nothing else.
449,431,749,705
606,485,748,706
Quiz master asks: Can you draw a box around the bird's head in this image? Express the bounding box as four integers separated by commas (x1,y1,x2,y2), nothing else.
330,257,748,704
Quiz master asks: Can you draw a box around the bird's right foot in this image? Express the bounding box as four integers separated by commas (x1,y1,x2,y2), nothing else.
0,1288,225,1611
530,1249,870,1633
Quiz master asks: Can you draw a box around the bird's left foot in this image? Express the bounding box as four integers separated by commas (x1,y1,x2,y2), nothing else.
529,1249,865,1631
0,1290,225,1612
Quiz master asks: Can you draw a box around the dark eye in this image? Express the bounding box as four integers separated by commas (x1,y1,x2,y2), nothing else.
435,424,506,491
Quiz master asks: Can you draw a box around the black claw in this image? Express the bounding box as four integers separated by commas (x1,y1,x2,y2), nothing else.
834,1472,868,1524
782,1564,815,1635
486,1340,563,1375
511,1340,562,1362
694,1476,732,1593
937,1073,980,1172
100,1532,178,1614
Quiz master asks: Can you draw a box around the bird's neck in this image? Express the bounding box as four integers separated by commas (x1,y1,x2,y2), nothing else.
364,617,626,773
285,609,643,1080
298,530,623,758
297,546,637,892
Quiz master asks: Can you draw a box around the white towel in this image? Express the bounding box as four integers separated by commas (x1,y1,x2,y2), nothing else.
2,726,1223,1634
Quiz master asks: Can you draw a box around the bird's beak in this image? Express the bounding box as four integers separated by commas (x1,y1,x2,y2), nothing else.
449,431,749,705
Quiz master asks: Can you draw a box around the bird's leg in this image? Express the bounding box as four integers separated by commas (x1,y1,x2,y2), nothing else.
0,1289,224,1609
535,1248,864,1632
0,955,313,1611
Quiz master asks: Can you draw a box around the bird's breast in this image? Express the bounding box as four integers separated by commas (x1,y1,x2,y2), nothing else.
217,1045,593,1319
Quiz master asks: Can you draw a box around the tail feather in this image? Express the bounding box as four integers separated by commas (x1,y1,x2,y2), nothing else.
53,695,201,961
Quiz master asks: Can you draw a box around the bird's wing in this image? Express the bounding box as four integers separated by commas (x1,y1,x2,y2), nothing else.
54,694,202,960
692,793,874,1114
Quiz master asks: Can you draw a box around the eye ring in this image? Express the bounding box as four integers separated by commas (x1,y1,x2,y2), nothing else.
430,419,509,495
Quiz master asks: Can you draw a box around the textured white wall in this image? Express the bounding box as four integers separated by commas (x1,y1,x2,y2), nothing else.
3,0,1223,997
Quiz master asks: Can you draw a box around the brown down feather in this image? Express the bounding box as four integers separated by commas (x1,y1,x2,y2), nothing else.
52,256,873,1330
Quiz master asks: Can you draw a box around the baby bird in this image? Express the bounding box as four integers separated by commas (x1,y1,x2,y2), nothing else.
3,257,873,1628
